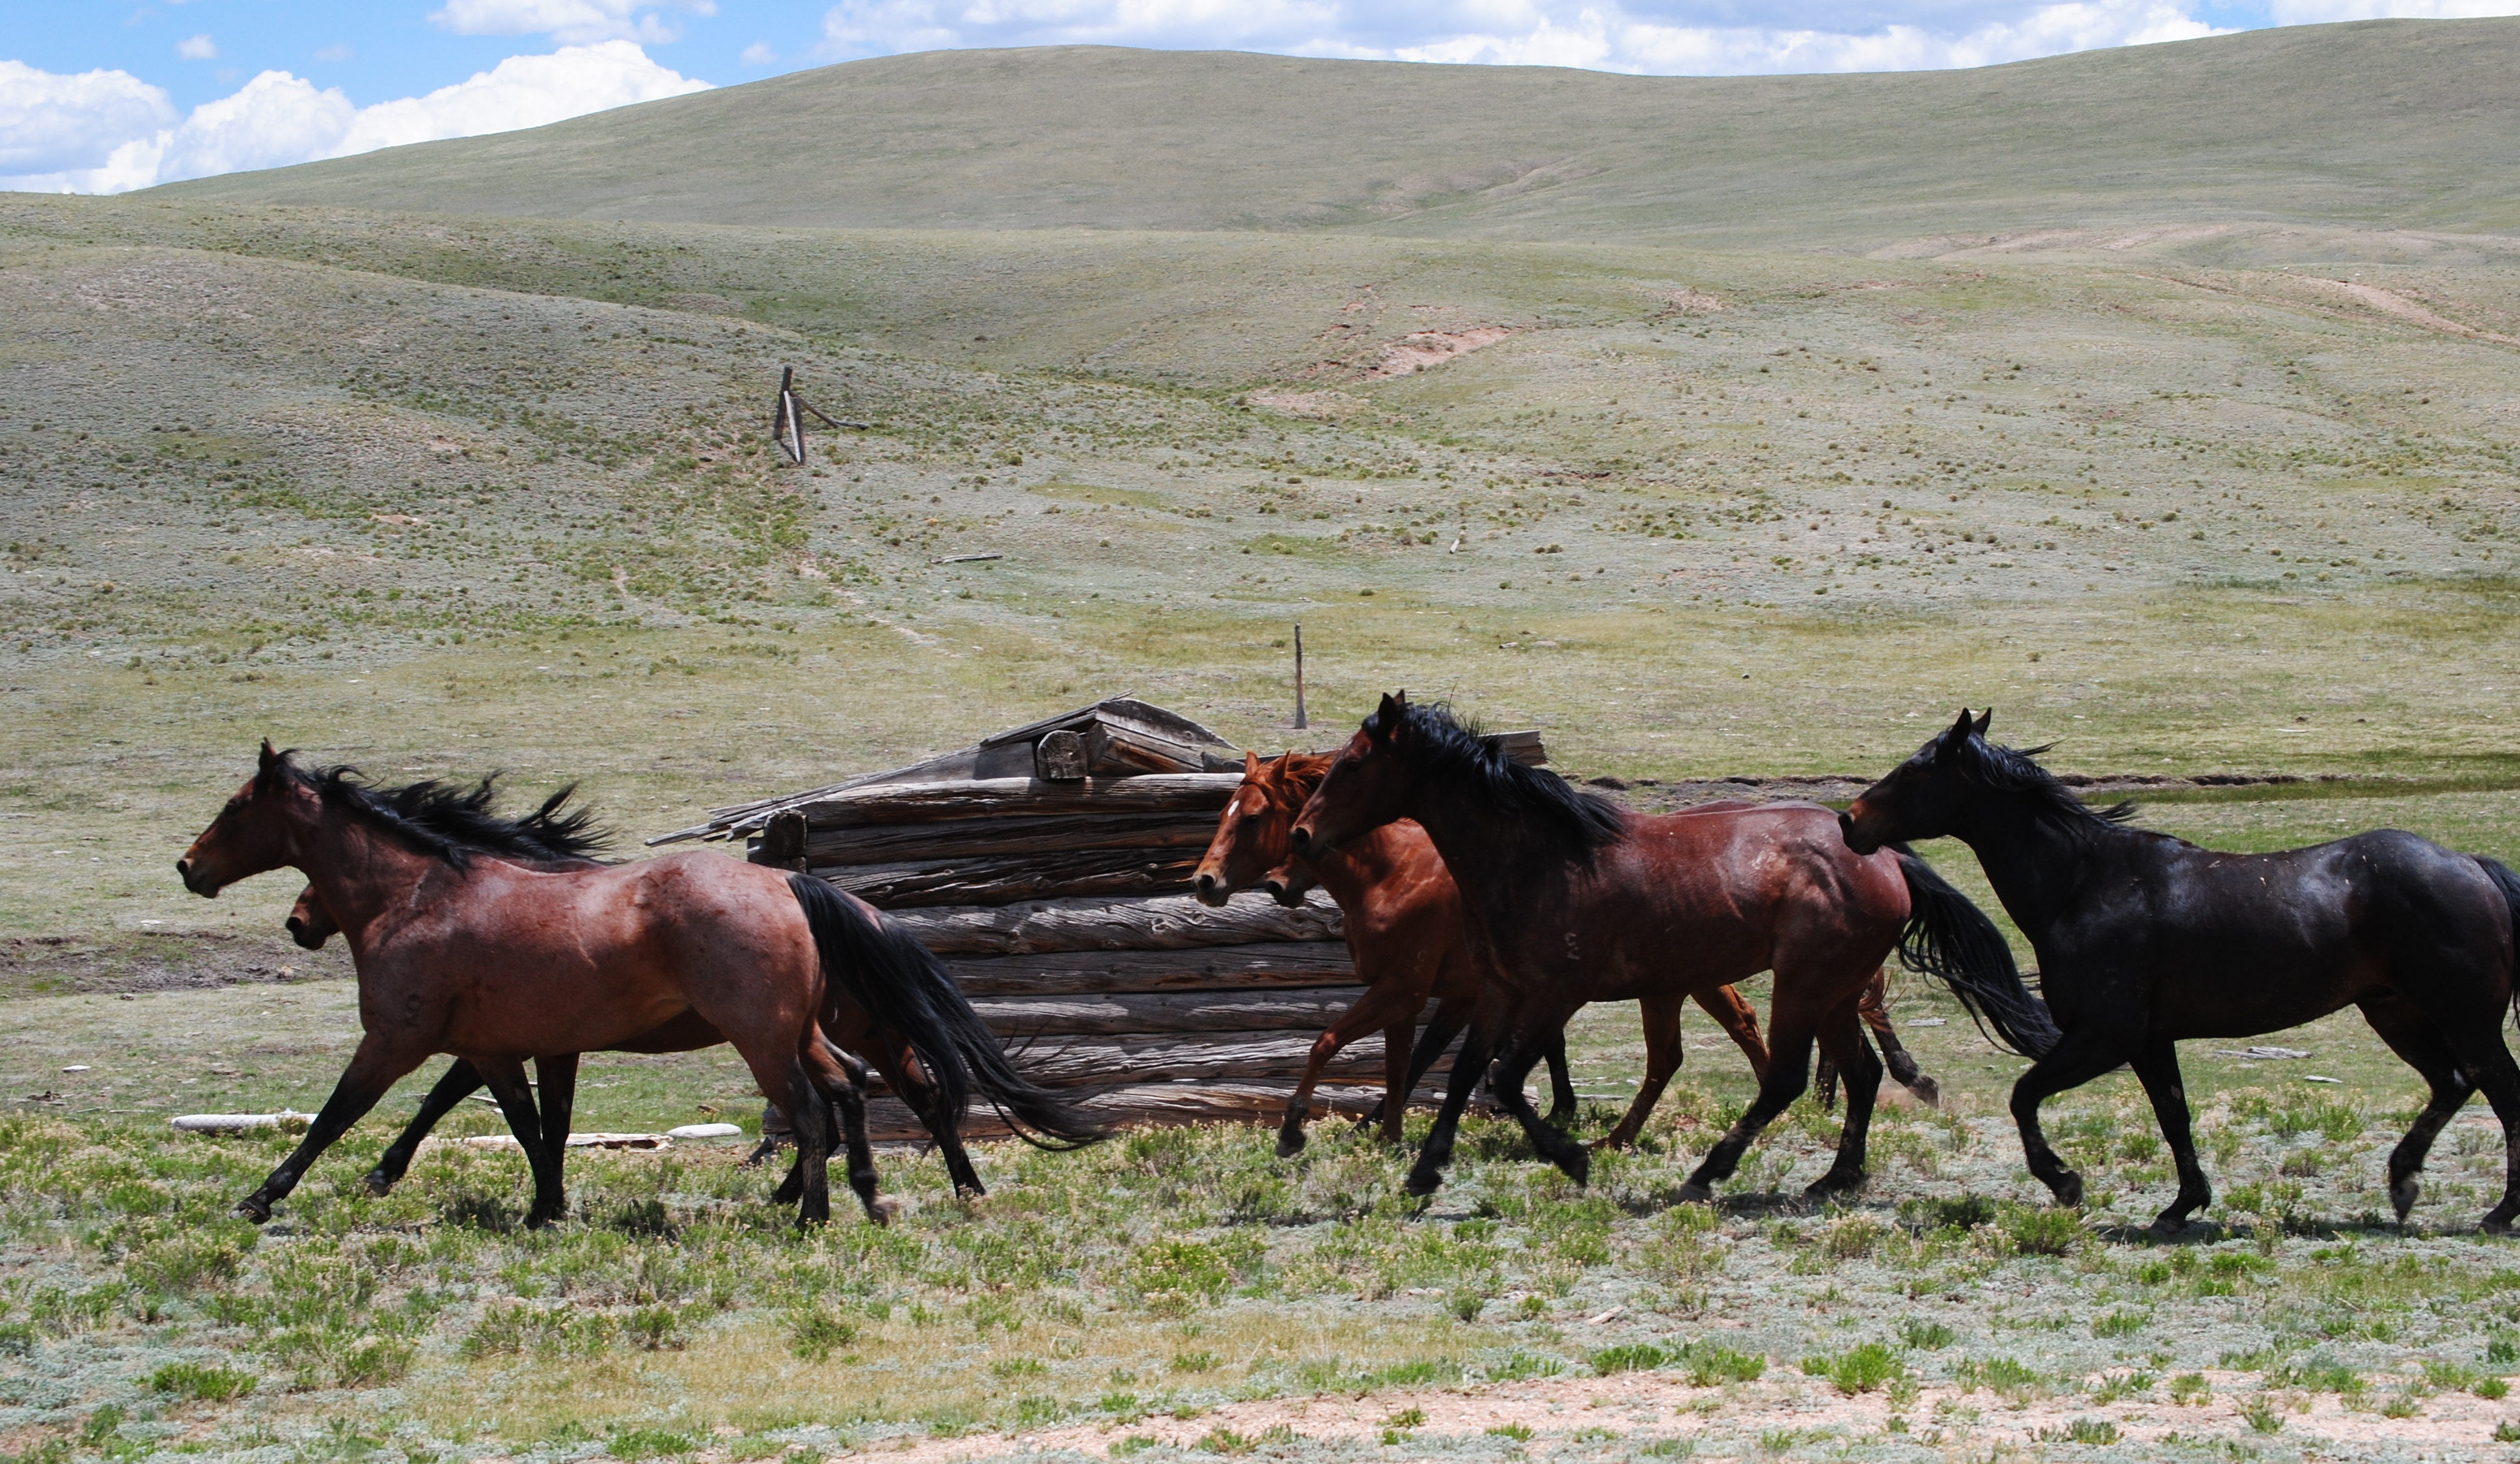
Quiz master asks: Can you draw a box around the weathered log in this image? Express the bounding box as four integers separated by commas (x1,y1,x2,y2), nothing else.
1084,718,1212,776
997,1029,1423,1089
944,941,1355,996
1035,729,1088,781
817,847,1200,908
795,774,1243,831
972,986,1395,1037
890,893,1343,955
795,811,1224,866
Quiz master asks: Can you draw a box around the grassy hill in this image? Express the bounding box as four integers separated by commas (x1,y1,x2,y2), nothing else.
153,20,2520,249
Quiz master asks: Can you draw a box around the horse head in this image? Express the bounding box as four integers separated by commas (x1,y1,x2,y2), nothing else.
178,740,315,897
1289,691,1419,858
284,884,337,949
1840,707,1989,854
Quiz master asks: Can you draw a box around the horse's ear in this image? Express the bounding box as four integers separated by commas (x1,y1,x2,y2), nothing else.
1972,708,1993,737
1943,709,1976,743
257,739,282,783
1243,749,1262,777
1371,690,1406,738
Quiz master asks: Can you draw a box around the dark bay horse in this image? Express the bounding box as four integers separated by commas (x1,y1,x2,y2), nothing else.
288,877,998,1215
1289,694,2043,1200
180,742,1096,1227
1194,750,1775,1155
1841,709,2520,1234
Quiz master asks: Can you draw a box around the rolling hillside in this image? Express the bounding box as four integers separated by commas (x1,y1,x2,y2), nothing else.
152,20,2520,249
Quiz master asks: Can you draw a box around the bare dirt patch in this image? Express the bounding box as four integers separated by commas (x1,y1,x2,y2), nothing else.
0,929,348,999
1364,327,1519,379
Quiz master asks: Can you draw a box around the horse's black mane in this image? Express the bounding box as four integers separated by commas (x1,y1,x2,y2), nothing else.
1373,700,1628,851
269,753,612,867
1950,735,2139,830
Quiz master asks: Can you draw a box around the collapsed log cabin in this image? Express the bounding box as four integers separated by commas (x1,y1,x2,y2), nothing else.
650,697,1543,1138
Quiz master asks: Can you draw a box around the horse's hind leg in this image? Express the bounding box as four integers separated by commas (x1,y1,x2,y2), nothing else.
780,1055,836,1226
2431,1019,2520,1233
1283,981,1422,1157
364,1059,484,1196
1859,969,1939,1107
1696,983,1770,1083
532,1053,581,1227
2127,1036,2210,1236
238,1035,425,1223
879,1031,985,1200
809,1046,886,1225
2357,996,2473,1224
476,1059,566,1229
1806,1001,1882,1199
1596,992,1686,1152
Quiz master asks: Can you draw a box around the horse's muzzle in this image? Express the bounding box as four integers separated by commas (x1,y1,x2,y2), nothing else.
176,858,215,897
1191,869,1230,909
284,915,324,951
1837,807,1879,856
1263,875,1304,909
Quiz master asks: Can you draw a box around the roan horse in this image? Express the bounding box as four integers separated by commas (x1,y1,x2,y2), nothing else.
1289,694,2046,1200
1841,710,2520,1234
1194,749,1775,1155
179,744,1098,1226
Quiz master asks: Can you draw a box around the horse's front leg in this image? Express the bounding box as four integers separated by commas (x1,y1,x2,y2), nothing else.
1405,1016,1500,1198
1283,981,1423,1158
2007,1025,2131,1208
2126,1036,2210,1235
364,1059,485,1196
1488,1015,1592,1184
238,1035,427,1223
1807,1000,1882,1198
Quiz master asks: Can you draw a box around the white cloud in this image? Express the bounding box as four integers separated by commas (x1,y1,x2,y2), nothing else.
176,34,219,61
815,0,2228,73
0,41,709,194
2269,0,2519,18
0,60,175,174
430,0,719,46
741,41,780,63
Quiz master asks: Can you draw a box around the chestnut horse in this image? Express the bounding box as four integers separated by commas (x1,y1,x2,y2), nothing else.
179,743,1097,1227
1290,695,2044,1200
1842,710,2520,1234
1193,750,1775,1156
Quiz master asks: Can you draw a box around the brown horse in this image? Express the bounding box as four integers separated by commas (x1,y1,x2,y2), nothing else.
286,880,998,1211
1289,695,2037,1200
180,743,1096,1227
1193,750,1775,1156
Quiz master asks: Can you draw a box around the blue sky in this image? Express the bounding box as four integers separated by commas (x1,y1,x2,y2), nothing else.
4,0,2510,193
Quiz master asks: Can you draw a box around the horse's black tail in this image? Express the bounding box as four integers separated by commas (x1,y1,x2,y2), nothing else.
2475,856,2520,1027
786,873,1104,1150
1891,845,2061,1059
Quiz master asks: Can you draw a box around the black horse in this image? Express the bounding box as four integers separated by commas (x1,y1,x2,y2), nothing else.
1841,709,2520,1236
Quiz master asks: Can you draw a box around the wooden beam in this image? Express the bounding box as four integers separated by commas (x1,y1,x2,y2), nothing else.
971,986,1392,1037
858,1081,1431,1142
793,773,1242,830
996,1029,1432,1089
889,893,1343,955
814,847,1201,907
796,811,1226,867
944,941,1354,996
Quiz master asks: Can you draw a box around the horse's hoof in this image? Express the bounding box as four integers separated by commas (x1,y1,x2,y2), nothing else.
2051,1172,2085,1208
2390,1175,2420,1223
1911,1078,1943,1109
1557,1148,1591,1187
954,1184,987,1202
1804,1169,1866,1200
2148,1213,2193,1241
361,1171,394,1198
2484,1209,2516,1237
1676,1181,1715,1206
236,1195,272,1224
1275,1127,1308,1159
870,1195,901,1227
1403,1168,1445,1199
1589,1133,1636,1154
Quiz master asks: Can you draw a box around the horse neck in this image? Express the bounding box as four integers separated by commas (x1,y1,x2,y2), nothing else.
1302,824,1412,911
1949,786,2109,943
1389,767,1560,906
289,804,453,947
